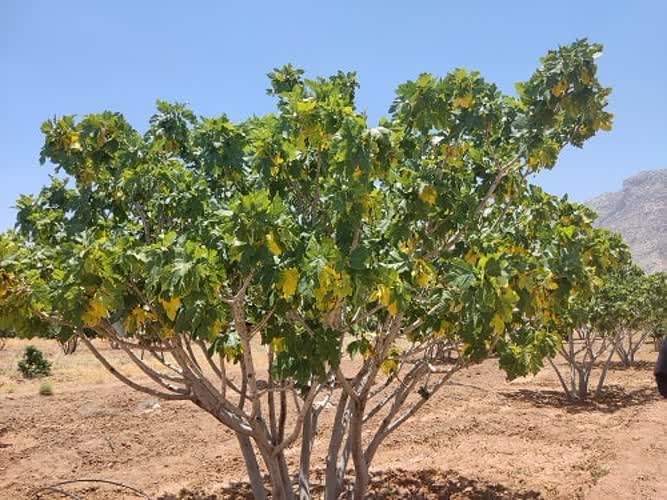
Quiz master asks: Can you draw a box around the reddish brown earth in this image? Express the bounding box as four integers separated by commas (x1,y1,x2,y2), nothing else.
1,339,665,499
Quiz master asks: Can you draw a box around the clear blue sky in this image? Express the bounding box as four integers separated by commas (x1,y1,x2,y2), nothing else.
2,1,666,230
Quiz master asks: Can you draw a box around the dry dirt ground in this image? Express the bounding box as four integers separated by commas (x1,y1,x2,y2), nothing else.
1,338,665,499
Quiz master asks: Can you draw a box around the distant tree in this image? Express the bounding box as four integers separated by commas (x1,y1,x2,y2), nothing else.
0,40,613,498
597,268,666,367
58,336,79,355
48,324,86,355
546,260,667,400
642,273,666,352
543,234,631,401
650,299,666,351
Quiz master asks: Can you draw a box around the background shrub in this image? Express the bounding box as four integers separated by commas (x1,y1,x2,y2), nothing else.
17,345,52,378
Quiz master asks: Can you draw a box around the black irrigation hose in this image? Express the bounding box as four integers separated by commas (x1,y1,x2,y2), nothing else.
32,478,152,499
31,485,83,500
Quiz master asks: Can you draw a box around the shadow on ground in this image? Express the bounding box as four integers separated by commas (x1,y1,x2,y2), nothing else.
159,468,542,499
501,384,660,414
595,360,656,372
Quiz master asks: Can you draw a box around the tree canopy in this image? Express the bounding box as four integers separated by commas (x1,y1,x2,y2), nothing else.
0,39,619,499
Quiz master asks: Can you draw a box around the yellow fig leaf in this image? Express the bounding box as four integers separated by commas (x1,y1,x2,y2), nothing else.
210,319,227,336
68,132,83,151
399,237,417,255
123,306,156,333
491,313,505,335
81,299,108,326
387,301,399,316
361,190,382,221
161,296,182,321
419,185,438,206
314,264,351,311
296,99,317,113
266,232,282,256
271,155,284,175
551,80,568,97
272,337,286,353
380,358,399,376
597,115,613,131
453,94,473,109
279,267,300,299
372,284,392,307
436,319,454,338
464,250,478,265
546,279,559,290
413,259,435,288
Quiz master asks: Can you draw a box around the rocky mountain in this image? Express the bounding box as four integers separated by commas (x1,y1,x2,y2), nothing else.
586,168,666,273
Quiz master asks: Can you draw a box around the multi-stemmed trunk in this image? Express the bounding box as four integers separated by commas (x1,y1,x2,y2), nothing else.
55,268,483,500
614,329,650,368
549,327,621,401
53,294,474,500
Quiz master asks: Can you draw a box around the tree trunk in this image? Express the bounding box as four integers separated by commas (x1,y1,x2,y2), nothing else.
615,330,633,367
549,356,573,400
278,452,294,500
576,368,589,400
350,403,369,500
237,434,268,500
594,337,619,399
61,336,79,355
325,393,349,500
261,447,295,500
616,346,631,367
299,406,317,499
626,333,635,366
627,331,650,365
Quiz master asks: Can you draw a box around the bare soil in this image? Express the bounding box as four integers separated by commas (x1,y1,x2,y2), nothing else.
1,339,665,499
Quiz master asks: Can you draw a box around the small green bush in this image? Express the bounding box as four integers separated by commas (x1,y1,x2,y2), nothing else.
17,345,52,378
39,382,53,396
